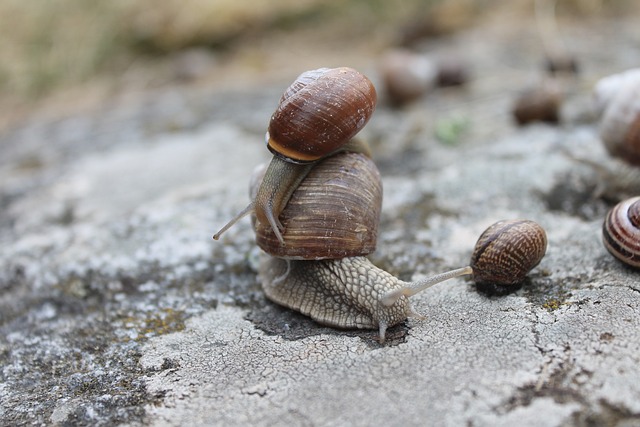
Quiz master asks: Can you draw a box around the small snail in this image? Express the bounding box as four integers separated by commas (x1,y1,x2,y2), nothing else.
602,196,640,269
593,69,640,166
213,67,377,243
254,154,548,341
512,81,562,126
469,219,548,295
378,49,437,106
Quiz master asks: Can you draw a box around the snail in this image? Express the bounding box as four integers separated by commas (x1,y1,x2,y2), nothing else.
253,154,548,341
602,196,640,269
469,219,548,295
213,67,377,244
215,66,548,342
593,69,640,166
378,49,437,106
378,50,469,106
512,81,562,126
253,151,472,342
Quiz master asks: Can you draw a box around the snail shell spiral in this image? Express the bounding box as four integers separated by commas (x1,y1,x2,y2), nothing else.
602,196,640,269
251,151,382,260
470,219,548,286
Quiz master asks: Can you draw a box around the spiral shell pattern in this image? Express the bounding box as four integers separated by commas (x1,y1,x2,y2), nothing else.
602,196,640,269
252,152,382,260
470,219,547,286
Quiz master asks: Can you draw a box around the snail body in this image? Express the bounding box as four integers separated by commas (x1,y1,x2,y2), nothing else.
214,67,377,243
594,69,640,166
602,196,640,269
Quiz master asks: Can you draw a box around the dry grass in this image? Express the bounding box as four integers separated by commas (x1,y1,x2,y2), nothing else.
0,0,635,107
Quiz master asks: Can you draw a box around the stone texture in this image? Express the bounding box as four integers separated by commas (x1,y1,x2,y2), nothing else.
1,17,640,427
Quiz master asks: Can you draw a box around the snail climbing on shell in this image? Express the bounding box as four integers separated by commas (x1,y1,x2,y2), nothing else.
213,67,377,244
214,66,548,342
602,196,640,269
254,153,548,341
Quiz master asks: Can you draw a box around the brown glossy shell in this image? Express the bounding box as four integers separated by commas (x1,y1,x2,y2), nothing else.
252,152,382,260
602,196,640,269
512,83,561,126
596,71,640,166
470,219,548,286
266,67,377,163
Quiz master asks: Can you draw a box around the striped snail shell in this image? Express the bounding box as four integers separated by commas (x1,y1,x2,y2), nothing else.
594,69,640,166
214,67,377,244
251,151,382,260
602,196,640,269
470,219,548,293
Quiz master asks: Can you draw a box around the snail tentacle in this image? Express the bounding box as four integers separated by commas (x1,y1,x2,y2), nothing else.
381,266,474,307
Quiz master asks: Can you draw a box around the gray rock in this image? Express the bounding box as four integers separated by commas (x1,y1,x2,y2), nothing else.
2,19,640,427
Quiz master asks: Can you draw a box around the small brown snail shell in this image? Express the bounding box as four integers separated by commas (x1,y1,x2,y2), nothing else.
214,67,377,244
469,219,548,294
436,56,469,87
512,82,562,126
594,70,640,166
602,196,640,269
378,49,437,106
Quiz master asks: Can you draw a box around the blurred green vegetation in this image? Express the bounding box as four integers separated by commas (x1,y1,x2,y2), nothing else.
0,0,634,101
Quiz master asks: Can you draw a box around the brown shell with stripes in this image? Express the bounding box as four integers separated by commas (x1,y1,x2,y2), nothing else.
602,196,640,269
470,219,548,286
251,151,382,260
266,67,377,164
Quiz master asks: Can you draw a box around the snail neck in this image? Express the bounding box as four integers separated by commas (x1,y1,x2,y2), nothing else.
254,156,314,244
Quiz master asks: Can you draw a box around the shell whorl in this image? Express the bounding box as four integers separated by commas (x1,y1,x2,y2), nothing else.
251,151,382,260
470,219,548,286
602,196,640,269
266,67,377,163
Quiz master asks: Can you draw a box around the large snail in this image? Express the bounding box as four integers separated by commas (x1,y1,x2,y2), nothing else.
602,196,640,269
213,67,377,244
215,67,548,342
593,69,640,166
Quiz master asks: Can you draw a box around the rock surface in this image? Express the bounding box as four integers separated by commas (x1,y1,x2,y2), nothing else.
2,16,640,427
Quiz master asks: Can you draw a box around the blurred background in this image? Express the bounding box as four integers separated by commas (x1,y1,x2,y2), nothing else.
0,0,638,130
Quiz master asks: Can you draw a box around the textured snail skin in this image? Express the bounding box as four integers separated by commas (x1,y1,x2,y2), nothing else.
259,256,414,341
470,219,548,286
602,197,640,269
